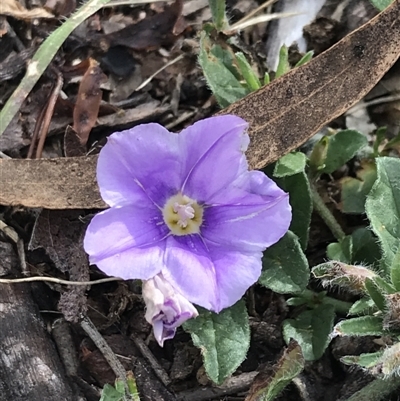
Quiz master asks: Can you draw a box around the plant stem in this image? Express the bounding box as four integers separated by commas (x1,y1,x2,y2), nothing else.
310,181,346,242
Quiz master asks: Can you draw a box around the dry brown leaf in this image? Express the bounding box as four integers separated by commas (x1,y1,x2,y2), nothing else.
0,1,399,209
245,340,304,401
220,0,400,169
0,156,105,209
0,0,54,19
72,58,107,145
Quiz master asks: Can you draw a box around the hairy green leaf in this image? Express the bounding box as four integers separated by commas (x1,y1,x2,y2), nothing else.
365,278,386,311
273,152,307,177
183,300,250,384
340,160,377,214
341,351,384,368
390,247,400,291
209,0,229,31
275,45,290,78
283,304,335,361
320,130,368,174
333,316,384,337
295,51,314,67
349,297,378,315
100,384,123,401
274,169,312,250
369,0,394,11
235,52,261,91
199,32,248,107
260,231,309,293
366,157,400,274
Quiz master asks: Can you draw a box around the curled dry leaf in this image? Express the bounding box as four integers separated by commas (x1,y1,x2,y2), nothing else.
0,0,400,209
72,58,107,145
0,0,54,19
245,340,305,401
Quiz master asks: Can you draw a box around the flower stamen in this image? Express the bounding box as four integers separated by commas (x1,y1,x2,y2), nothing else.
173,202,195,228
163,194,203,235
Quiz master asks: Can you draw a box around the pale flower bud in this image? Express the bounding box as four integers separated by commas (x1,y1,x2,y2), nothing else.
142,274,198,346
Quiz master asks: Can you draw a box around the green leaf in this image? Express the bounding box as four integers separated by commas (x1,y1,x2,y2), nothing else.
250,341,304,401
341,351,384,368
286,296,307,306
199,31,249,107
339,160,377,214
390,247,400,291
183,300,250,385
273,152,307,177
294,51,314,67
349,297,377,316
320,130,368,174
126,373,139,400
333,316,384,337
327,228,381,266
260,231,309,294
384,131,400,154
114,380,125,395
350,227,381,266
274,171,312,250
283,304,335,361
373,275,397,294
373,126,387,156
365,278,386,311
100,384,124,401
275,45,290,78
209,0,229,31
235,52,261,91
366,157,400,274
327,236,353,263
309,136,329,172
264,72,270,85
369,0,394,11
211,44,242,80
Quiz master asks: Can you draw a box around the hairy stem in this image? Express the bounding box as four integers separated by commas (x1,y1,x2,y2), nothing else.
310,181,346,241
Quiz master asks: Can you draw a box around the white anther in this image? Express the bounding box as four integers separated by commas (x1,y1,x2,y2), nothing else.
173,202,195,228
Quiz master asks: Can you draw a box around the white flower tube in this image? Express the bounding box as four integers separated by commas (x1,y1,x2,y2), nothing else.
142,274,198,346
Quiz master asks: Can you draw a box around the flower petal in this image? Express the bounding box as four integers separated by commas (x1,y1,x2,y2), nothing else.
162,235,219,310
142,274,198,346
209,169,288,205
205,245,263,312
97,123,182,207
84,205,168,279
202,171,291,252
91,246,164,280
179,115,249,203
162,236,263,312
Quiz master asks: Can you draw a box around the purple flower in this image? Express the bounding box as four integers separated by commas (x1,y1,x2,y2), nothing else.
84,115,291,313
142,273,198,346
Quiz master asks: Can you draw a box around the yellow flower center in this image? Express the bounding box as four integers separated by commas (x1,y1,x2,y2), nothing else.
163,193,203,236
